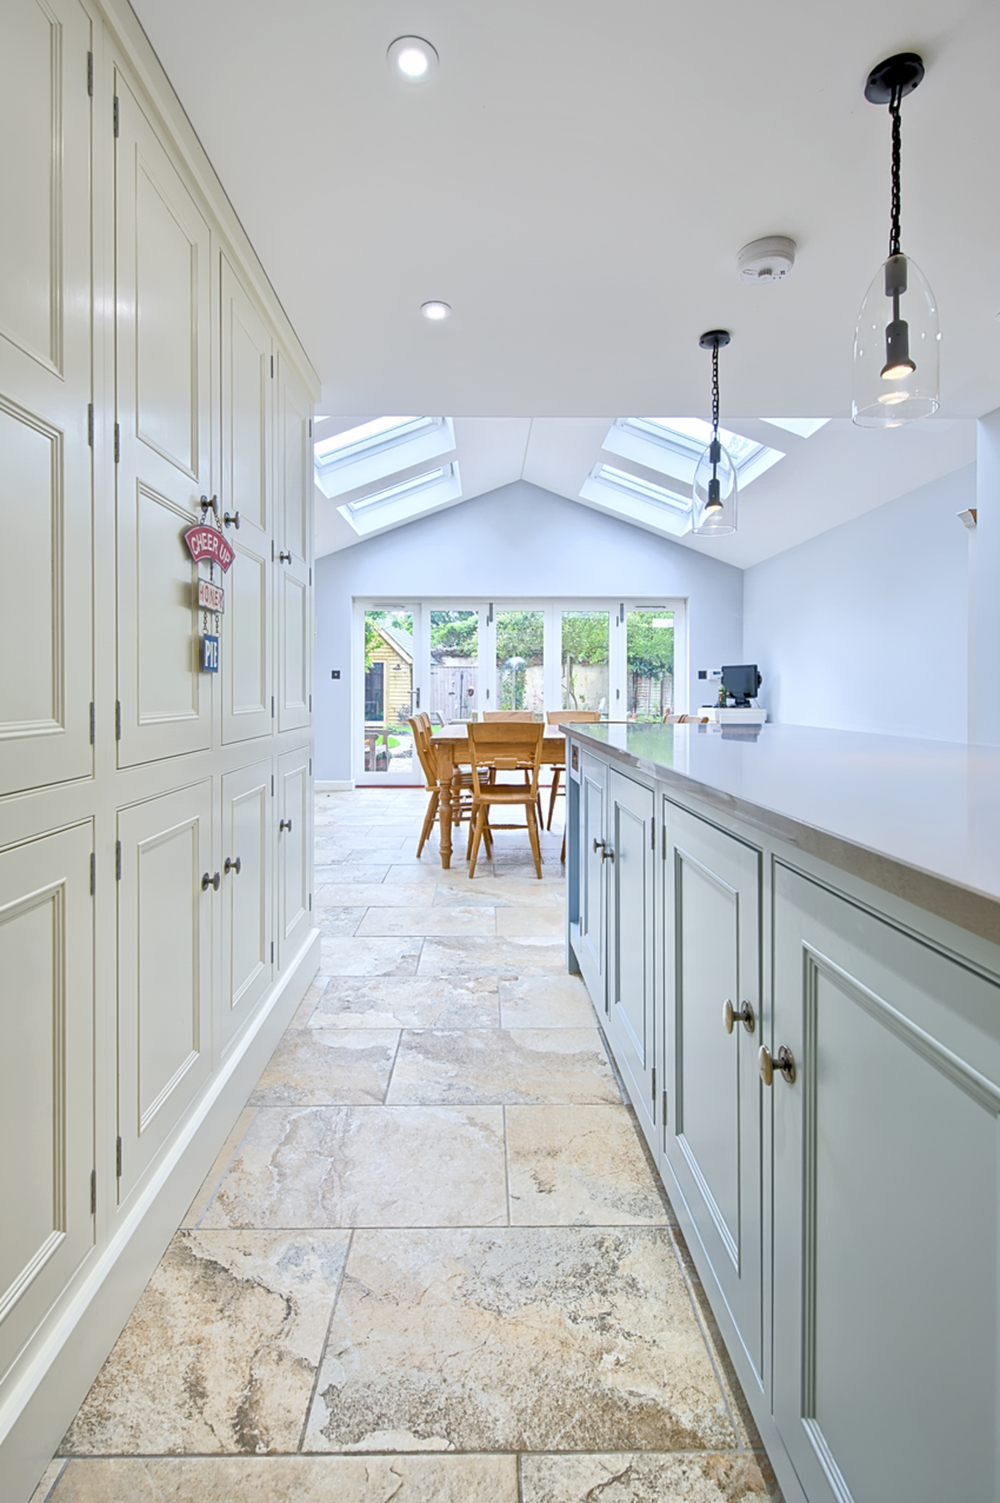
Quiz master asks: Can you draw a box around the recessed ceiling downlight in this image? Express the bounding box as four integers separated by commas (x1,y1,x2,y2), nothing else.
388,36,439,80
421,301,452,321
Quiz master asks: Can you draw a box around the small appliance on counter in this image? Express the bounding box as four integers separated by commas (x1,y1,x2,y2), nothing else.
702,664,767,725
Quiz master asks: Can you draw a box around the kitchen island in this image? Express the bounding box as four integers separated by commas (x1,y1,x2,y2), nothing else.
564,721,1000,1503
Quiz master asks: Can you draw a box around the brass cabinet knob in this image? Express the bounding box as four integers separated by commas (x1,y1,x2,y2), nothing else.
759,1044,795,1086
723,999,755,1035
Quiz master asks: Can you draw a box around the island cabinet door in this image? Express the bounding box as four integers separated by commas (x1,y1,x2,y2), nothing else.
663,802,763,1384
219,760,272,1053
771,864,1000,1503
606,768,656,1143
575,751,608,1007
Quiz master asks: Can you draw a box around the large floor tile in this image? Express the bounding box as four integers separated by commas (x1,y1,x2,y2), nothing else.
499,975,598,1028
434,877,564,908
182,1108,258,1228
384,863,448,884
518,1452,778,1502
317,882,434,908
305,1227,737,1454
315,906,368,937
496,905,564,937
319,936,422,976
46,1455,518,1502
386,1028,621,1105
506,1105,672,1225
417,936,565,977
310,975,500,1029
250,1030,399,1106
198,1106,507,1228
315,863,391,884
356,904,496,937
62,1231,350,1455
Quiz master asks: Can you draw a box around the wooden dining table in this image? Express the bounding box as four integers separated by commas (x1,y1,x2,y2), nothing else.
429,723,568,868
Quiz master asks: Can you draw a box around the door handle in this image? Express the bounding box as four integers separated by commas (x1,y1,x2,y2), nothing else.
279,819,293,833
723,999,755,1035
278,550,292,563
759,1044,795,1086
201,871,221,891
593,839,614,862
224,856,242,875
223,510,240,529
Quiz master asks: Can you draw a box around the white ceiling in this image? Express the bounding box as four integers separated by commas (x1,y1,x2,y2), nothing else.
132,0,999,419
313,414,976,568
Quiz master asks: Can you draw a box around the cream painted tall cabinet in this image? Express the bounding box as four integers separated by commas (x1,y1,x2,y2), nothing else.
0,4,320,1499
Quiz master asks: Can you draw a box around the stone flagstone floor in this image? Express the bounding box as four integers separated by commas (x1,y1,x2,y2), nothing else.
34,787,781,1503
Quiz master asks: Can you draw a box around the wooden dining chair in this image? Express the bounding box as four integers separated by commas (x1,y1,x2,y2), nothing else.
543,710,600,830
482,710,534,721
466,721,545,878
679,714,709,723
409,716,479,858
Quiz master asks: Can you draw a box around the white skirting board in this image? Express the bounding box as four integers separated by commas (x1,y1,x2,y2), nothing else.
316,779,355,791
0,928,321,1503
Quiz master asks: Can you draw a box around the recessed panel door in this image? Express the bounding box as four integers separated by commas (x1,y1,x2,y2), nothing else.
117,783,212,1202
0,0,93,795
220,759,272,1052
606,768,656,1142
575,751,607,1008
277,746,311,969
665,802,763,1383
115,74,213,767
221,255,272,744
276,356,311,735
771,866,1000,1503
0,822,94,1385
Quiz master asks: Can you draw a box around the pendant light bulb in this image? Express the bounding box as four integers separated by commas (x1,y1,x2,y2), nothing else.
852,55,939,427
693,331,737,536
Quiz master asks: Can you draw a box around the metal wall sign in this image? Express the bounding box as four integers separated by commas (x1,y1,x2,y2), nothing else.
197,579,225,614
201,634,220,672
185,525,235,572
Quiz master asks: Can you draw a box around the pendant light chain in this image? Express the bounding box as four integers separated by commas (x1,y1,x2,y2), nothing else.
711,340,720,438
888,83,903,259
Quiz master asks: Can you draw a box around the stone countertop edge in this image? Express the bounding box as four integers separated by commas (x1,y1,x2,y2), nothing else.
564,724,1000,951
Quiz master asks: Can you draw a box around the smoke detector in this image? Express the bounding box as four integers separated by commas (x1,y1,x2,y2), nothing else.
737,236,796,283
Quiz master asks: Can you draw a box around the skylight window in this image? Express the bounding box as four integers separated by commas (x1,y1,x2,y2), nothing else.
337,463,462,536
314,415,455,499
579,463,692,538
591,464,689,511
604,417,784,489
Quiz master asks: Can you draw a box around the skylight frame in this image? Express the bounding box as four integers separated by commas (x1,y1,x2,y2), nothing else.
314,415,456,499
605,416,785,490
337,462,463,536
578,462,693,538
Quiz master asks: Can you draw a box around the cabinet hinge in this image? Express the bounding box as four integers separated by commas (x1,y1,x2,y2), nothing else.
270,354,274,378
113,94,119,137
270,940,275,963
308,892,312,910
113,422,120,463
308,566,312,586
87,51,93,96
89,700,95,743
651,815,655,851
90,852,96,896
271,539,275,562
115,1136,122,1177
616,688,621,700
115,700,121,739
308,693,312,712
651,1065,656,1102
87,402,94,446
662,822,667,859
271,696,275,717
308,757,312,775
308,418,312,437
662,1089,668,1123
115,840,121,880
90,1169,97,1214
271,774,275,796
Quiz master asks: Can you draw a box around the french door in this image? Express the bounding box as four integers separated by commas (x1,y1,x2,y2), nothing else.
353,599,687,782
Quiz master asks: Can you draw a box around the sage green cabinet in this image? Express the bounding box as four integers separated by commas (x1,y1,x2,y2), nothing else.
663,801,764,1387
771,864,1000,1503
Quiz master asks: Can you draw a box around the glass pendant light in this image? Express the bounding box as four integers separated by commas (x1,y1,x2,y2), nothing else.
853,53,939,427
693,330,737,535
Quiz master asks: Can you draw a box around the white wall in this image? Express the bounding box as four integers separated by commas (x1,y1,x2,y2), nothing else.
315,481,743,781
744,464,974,741
974,410,1000,746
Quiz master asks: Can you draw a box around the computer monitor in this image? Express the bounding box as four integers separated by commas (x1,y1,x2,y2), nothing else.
721,664,761,707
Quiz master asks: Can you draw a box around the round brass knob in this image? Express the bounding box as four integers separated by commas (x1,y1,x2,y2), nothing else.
758,1044,795,1086
723,999,755,1035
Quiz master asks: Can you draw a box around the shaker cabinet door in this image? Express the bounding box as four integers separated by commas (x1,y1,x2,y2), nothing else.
117,783,213,1202
663,802,763,1386
771,865,1000,1503
220,759,272,1051
606,768,656,1144
276,745,311,969
0,822,94,1385
575,751,607,1007
114,73,213,768
275,356,311,735
0,0,94,796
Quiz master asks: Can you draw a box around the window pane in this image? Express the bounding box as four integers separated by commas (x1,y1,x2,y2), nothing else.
626,609,674,721
495,609,544,712
363,609,415,773
561,610,609,714
430,609,478,722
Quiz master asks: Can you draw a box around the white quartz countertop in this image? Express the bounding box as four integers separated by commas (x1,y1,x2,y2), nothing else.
570,722,1000,944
